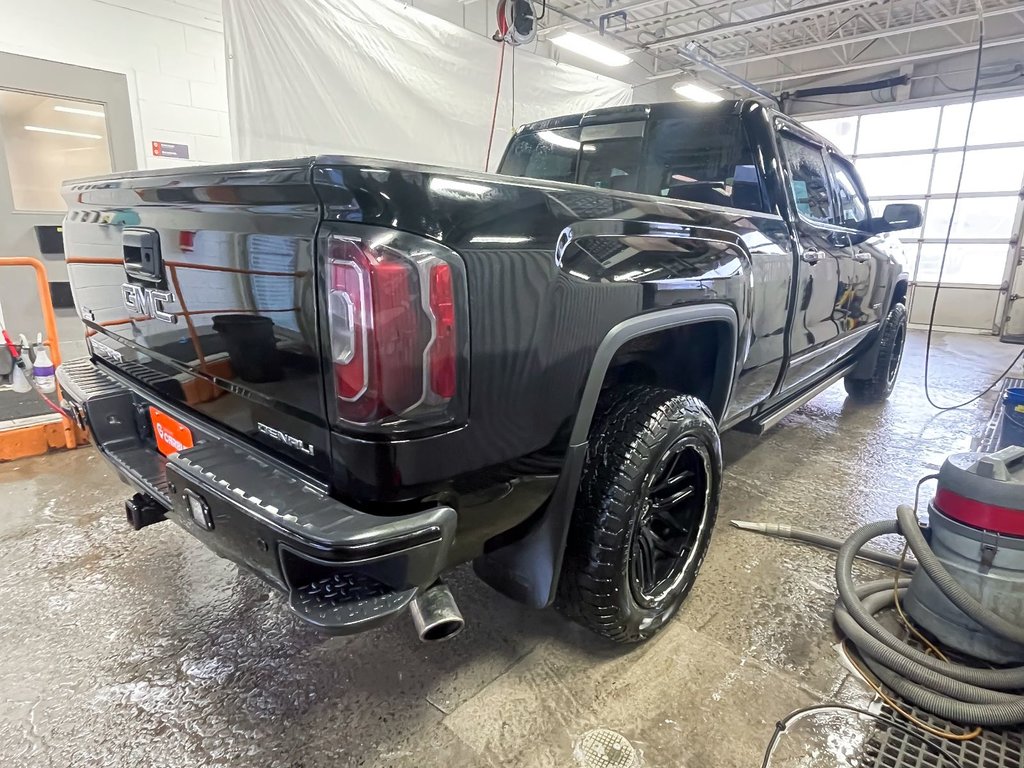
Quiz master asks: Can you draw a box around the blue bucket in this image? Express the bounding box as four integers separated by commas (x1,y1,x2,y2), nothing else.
999,387,1024,450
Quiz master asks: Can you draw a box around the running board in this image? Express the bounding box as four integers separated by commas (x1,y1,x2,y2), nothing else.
736,364,856,436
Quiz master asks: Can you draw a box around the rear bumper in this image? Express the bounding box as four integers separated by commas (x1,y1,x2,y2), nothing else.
57,357,457,635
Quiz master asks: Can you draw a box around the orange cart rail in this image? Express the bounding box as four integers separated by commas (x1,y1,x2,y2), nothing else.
0,257,87,459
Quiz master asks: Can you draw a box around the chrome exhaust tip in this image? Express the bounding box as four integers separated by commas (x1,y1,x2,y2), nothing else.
409,581,464,642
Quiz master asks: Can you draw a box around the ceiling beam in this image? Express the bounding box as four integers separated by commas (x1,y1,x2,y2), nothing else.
747,32,1024,87
542,0,778,37
697,5,1016,68
541,0,683,35
641,0,870,50
540,1,690,78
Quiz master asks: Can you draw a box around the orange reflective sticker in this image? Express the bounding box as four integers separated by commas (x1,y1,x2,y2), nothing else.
149,407,194,457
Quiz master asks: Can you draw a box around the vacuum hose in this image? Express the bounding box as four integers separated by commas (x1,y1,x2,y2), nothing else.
836,505,1024,726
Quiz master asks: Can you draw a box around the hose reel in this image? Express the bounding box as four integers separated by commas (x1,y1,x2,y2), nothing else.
494,0,539,46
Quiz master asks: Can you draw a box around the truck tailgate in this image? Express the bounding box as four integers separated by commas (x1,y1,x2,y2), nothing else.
61,159,331,477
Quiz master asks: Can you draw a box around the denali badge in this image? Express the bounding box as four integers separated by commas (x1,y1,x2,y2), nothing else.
257,422,315,456
90,339,123,364
122,283,177,324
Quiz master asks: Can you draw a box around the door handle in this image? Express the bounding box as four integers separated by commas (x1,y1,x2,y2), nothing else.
801,248,825,265
853,251,872,263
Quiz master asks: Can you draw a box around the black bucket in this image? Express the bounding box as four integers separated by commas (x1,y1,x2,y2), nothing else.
212,314,283,383
998,387,1024,450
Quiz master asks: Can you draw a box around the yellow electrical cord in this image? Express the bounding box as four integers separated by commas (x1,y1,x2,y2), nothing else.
841,640,983,742
837,543,982,742
893,545,952,664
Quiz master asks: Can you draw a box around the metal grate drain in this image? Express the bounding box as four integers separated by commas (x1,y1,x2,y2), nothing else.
573,728,641,768
856,703,1023,768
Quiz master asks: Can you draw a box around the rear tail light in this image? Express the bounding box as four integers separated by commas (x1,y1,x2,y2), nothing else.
326,228,465,428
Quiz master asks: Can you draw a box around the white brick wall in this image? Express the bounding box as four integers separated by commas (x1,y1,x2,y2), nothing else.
0,0,232,170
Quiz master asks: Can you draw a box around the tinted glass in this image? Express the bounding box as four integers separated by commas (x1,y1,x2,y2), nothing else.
829,155,869,228
641,113,766,212
499,127,580,183
780,134,833,223
500,111,767,212
577,121,644,192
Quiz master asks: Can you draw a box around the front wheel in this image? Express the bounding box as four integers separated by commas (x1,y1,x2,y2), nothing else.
556,387,722,643
844,302,908,403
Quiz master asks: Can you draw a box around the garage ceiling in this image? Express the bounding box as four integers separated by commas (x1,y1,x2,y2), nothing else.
540,0,1024,91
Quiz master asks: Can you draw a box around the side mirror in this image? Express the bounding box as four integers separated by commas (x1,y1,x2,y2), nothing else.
866,203,922,233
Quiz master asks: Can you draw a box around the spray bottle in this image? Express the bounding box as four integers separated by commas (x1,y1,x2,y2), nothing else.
32,335,56,394
4,331,32,393
11,355,31,393
18,334,32,368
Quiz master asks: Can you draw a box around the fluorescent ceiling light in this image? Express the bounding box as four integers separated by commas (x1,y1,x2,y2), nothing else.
54,105,104,118
24,125,102,139
673,82,724,103
550,33,631,67
537,130,581,150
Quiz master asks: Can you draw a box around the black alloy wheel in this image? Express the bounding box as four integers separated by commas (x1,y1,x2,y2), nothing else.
557,386,722,643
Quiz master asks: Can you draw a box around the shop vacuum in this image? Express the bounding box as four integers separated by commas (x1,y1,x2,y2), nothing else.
735,444,1024,726
902,446,1024,665
834,445,1024,726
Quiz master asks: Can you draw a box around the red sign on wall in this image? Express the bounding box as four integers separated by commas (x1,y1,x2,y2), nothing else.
151,140,190,159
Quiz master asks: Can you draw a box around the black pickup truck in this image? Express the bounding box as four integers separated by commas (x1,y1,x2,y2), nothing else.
58,100,919,643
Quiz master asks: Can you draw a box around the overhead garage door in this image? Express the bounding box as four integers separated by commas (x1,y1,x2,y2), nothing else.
806,96,1024,334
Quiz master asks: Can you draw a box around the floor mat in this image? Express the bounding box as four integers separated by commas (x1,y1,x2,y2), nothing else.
0,387,53,423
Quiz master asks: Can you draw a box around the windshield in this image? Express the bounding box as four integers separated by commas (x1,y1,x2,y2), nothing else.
500,110,767,213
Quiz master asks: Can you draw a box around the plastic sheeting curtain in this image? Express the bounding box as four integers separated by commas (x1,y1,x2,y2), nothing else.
224,0,633,170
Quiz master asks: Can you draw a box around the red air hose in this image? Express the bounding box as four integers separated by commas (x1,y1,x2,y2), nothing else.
484,41,506,171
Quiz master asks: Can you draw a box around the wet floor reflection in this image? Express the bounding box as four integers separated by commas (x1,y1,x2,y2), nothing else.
0,331,1013,767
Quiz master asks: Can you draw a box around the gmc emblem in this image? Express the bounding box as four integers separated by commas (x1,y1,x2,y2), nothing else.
121,283,177,324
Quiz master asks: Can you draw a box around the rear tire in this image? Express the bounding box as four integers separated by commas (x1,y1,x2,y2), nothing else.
557,386,722,643
844,302,908,403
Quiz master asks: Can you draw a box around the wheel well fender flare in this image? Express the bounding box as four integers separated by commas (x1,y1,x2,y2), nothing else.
473,304,739,609
569,304,739,443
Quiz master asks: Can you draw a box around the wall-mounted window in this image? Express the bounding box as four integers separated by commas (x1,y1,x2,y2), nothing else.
0,90,112,212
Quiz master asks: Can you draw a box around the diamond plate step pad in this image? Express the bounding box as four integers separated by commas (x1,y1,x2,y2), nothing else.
289,572,415,634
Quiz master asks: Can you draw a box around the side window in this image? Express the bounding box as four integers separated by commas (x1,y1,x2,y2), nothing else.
829,155,871,228
780,134,834,224
641,114,767,212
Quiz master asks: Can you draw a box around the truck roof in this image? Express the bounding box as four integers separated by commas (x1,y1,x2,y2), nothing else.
512,98,850,160
514,98,757,135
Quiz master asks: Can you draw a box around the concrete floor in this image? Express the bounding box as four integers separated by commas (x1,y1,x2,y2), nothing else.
0,331,1019,768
